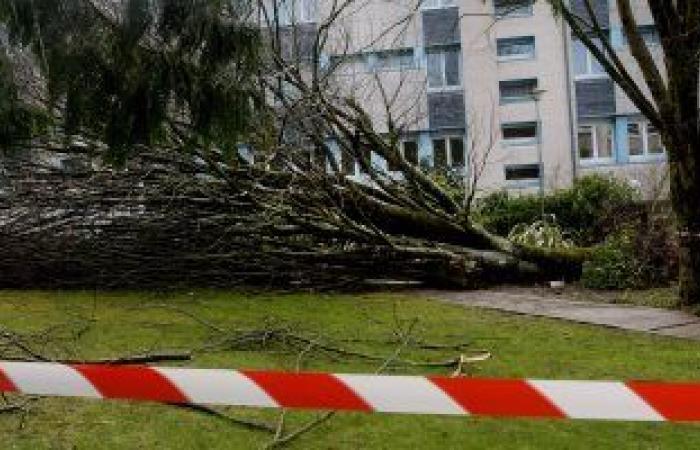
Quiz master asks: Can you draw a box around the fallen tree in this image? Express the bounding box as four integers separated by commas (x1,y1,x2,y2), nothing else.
0,0,589,290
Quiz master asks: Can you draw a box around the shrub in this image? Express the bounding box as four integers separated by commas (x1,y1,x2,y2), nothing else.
581,228,643,289
508,215,573,249
475,174,641,245
581,218,678,290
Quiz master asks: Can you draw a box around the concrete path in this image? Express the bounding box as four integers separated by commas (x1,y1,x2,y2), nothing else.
420,289,700,340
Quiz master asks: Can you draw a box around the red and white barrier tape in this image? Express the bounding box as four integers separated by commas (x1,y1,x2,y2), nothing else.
1,361,699,421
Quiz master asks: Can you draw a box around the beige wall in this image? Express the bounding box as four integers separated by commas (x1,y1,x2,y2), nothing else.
461,0,574,193
317,0,672,195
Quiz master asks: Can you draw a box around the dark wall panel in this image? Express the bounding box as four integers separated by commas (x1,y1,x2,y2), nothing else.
279,23,318,61
571,0,609,29
576,79,615,117
422,8,460,47
428,91,465,129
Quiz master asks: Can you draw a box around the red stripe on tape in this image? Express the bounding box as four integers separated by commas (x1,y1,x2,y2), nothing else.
429,377,565,418
72,364,188,404
242,371,372,411
0,368,17,392
627,381,700,421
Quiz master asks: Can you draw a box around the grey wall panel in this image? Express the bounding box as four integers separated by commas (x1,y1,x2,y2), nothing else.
571,0,609,29
279,23,318,61
422,8,460,47
428,91,465,129
576,78,615,117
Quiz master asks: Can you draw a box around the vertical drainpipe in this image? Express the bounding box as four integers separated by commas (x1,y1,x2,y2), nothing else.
562,1,578,183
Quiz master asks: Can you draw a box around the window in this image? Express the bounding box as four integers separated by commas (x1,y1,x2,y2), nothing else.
298,0,317,22
573,39,606,78
387,140,419,171
450,137,465,167
427,46,461,89
628,119,664,158
494,0,534,18
422,0,456,9
403,140,419,165
432,136,465,167
312,145,328,171
502,122,538,145
623,25,660,46
273,0,317,25
628,122,643,156
373,49,415,72
505,164,540,181
329,53,367,75
433,139,447,168
578,122,614,161
341,151,356,175
497,36,536,61
647,123,663,154
499,78,538,103
358,147,372,173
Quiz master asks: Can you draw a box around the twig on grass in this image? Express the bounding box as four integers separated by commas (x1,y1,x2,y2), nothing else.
177,404,277,433
262,319,420,449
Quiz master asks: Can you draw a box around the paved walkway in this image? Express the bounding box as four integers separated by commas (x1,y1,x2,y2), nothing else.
420,289,700,340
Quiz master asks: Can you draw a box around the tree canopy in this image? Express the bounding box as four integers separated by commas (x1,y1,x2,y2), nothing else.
0,0,261,159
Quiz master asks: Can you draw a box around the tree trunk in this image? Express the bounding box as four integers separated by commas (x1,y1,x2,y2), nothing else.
678,228,700,306
669,145,700,306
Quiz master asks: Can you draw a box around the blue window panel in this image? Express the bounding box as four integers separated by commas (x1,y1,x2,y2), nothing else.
610,27,624,50
615,116,629,164
419,132,433,167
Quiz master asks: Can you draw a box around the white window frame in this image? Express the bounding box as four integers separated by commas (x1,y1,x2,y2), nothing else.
431,136,465,168
577,122,615,164
504,163,541,183
628,119,665,161
494,0,534,19
328,53,367,76
496,36,536,62
272,0,317,26
426,47,462,91
501,122,539,147
401,140,420,166
573,40,608,80
499,78,538,104
371,49,416,73
421,0,456,10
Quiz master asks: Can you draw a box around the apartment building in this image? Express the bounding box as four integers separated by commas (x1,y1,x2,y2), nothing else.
265,0,668,196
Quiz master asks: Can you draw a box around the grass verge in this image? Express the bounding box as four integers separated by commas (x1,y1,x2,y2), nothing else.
0,289,699,449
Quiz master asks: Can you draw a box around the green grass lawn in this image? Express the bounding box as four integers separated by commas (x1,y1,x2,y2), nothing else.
1,289,700,449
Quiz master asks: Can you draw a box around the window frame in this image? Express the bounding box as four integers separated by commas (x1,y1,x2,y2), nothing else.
494,0,534,19
499,78,538,104
426,46,462,91
577,122,615,164
501,121,539,146
328,53,368,76
496,36,536,62
431,135,465,168
387,140,419,172
573,39,608,80
421,0,457,10
371,48,416,73
504,163,541,183
627,119,665,161
623,25,661,47
273,0,317,25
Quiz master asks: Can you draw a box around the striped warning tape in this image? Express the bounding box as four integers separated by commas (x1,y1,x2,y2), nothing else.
1,361,699,421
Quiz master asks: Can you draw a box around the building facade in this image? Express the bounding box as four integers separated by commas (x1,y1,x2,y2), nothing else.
267,0,668,197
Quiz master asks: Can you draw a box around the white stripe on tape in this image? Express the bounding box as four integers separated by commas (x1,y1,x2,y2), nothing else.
0,362,101,398
528,380,664,421
335,374,465,415
155,368,278,407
